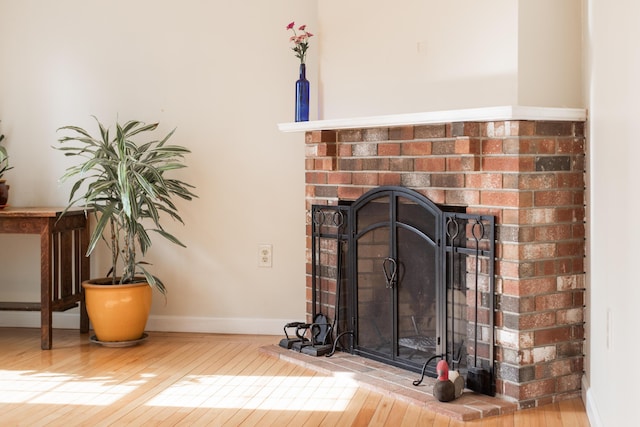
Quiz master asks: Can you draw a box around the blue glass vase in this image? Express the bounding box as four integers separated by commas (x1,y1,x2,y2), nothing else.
295,63,310,122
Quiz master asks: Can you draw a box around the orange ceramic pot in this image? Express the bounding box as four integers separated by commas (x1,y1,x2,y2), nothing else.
83,279,152,342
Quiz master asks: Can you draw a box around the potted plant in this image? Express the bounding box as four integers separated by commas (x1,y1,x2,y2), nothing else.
0,127,13,207
57,117,196,344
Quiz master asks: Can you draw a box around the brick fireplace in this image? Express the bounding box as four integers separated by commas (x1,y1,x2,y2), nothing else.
282,106,586,408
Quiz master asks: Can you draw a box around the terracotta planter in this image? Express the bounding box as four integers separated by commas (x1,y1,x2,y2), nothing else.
82,279,152,342
0,179,9,207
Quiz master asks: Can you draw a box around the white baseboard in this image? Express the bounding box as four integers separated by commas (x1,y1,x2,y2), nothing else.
0,311,83,329
0,311,291,336
582,375,602,427
145,314,291,336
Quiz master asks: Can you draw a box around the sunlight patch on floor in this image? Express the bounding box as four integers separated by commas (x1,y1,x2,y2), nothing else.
0,370,142,406
146,374,358,411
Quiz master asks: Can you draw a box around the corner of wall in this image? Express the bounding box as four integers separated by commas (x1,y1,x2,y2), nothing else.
582,375,603,427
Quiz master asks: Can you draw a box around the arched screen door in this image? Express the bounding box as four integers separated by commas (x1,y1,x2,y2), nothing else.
349,186,445,373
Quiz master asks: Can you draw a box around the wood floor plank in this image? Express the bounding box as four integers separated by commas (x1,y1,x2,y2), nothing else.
432,412,452,427
312,377,362,427
518,405,544,427
95,340,230,425
225,359,307,426
0,328,590,427
364,394,395,426
190,363,313,426
399,402,425,427
78,341,208,426
351,390,382,427
225,355,313,426
542,402,564,426
332,388,374,426
116,340,244,426
416,405,437,426
512,405,532,427
215,358,285,426
380,399,410,426
558,397,590,427
6,339,184,425
140,339,262,426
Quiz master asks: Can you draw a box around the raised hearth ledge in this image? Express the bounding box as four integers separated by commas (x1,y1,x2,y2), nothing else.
278,105,587,132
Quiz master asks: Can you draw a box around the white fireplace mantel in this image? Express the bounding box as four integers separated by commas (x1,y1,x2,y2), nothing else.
278,105,587,133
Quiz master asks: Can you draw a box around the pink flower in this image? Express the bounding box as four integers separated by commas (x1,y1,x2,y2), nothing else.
286,22,313,64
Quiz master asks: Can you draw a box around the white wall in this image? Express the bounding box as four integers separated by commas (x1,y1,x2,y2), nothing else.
585,1,640,425
518,0,584,107
317,0,582,120
317,0,518,119
0,0,317,333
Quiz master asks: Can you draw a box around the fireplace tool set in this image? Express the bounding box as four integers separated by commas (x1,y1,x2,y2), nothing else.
465,218,494,396
279,205,350,357
411,215,495,398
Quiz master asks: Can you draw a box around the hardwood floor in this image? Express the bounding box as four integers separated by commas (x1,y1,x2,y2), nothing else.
0,328,590,426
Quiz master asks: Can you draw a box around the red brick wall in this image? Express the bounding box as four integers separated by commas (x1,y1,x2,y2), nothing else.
304,119,586,408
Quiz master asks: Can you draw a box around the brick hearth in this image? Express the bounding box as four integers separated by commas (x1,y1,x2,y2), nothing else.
262,344,517,421
295,110,586,409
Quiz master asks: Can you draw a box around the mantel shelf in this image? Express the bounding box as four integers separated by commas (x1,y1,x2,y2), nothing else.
278,105,587,133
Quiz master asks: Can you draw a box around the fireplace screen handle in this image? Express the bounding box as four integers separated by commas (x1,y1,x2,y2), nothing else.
382,257,397,289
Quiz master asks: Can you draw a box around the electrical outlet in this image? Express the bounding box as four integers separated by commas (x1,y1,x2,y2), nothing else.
258,244,272,268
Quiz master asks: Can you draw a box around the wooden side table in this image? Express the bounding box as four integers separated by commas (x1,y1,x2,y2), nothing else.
0,207,90,349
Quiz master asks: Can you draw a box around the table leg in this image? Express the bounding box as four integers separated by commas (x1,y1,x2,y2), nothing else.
40,227,52,350
80,219,90,333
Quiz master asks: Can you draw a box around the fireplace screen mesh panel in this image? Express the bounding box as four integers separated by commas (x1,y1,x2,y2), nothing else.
350,188,444,374
310,186,495,390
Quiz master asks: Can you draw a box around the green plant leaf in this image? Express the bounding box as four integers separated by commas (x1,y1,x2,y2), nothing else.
55,117,197,294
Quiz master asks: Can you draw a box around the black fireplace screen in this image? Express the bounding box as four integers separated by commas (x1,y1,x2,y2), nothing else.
310,186,495,391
